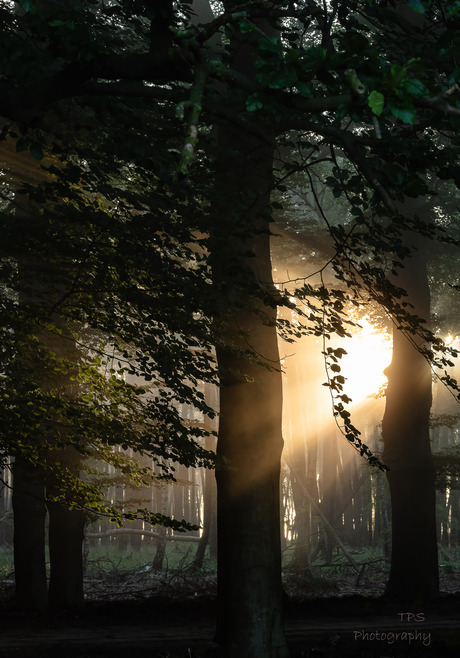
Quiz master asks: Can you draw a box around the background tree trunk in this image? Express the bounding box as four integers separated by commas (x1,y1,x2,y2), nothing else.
12,455,48,610
152,479,169,571
194,433,216,569
382,230,439,602
321,427,337,562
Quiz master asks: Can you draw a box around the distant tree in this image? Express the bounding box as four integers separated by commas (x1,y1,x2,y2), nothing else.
382,219,438,601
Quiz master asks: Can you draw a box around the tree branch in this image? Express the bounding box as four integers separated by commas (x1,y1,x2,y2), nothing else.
78,82,184,103
280,120,398,214
175,62,209,179
415,94,460,118
0,50,194,122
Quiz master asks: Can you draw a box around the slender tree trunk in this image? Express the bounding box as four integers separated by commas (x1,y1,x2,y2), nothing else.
12,454,48,610
194,434,216,569
382,233,439,602
321,427,337,562
288,455,309,570
152,480,169,571
286,356,310,570
305,419,320,561
193,472,212,569
211,16,289,656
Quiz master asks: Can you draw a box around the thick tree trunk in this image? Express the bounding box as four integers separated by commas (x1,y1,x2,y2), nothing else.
43,323,86,609
382,233,439,602
211,16,289,656
12,454,48,610
48,501,85,609
216,340,288,657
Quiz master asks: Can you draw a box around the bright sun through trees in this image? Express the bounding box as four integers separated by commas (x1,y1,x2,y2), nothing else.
340,316,392,404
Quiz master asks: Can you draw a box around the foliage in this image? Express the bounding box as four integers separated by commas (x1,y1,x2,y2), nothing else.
1,0,460,507
0,18,219,524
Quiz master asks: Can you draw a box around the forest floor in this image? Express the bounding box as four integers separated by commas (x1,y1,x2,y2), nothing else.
1,558,460,657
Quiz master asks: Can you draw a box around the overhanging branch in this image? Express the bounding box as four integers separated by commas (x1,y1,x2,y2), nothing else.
279,119,398,214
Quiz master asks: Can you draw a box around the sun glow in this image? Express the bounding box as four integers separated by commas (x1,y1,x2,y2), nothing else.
339,316,392,404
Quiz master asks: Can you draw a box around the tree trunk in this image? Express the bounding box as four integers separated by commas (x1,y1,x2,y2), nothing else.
305,416,320,561
193,477,211,569
382,232,439,602
48,501,85,609
288,452,309,570
152,479,169,571
216,350,288,657
43,321,86,609
194,434,216,569
285,355,310,570
211,15,289,657
12,454,48,610
321,426,337,562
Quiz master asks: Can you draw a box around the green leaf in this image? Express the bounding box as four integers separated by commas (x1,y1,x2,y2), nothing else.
368,90,385,116
335,104,347,120
390,64,407,88
296,81,312,97
265,69,297,90
408,0,426,13
49,19,76,29
404,77,427,97
238,19,253,33
18,0,36,13
259,37,283,54
406,57,426,72
246,94,264,112
390,104,417,124
302,45,327,71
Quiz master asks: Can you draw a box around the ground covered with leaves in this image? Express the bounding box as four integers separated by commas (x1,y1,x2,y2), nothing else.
1,546,460,656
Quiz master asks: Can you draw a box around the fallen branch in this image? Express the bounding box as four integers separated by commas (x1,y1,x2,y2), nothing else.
86,528,200,542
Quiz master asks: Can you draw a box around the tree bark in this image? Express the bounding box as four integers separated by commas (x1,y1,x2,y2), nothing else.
12,454,48,610
43,321,86,609
216,341,288,657
211,14,289,657
48,501,85,609
382,232,439,602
